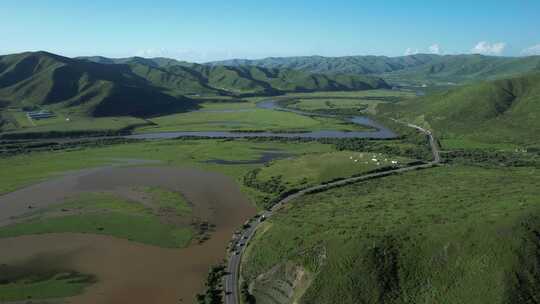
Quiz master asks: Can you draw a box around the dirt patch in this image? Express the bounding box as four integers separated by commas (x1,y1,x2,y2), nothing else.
0,166,256,304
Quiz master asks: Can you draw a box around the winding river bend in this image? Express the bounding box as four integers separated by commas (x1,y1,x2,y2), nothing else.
0,98,399,304
126,100,396,140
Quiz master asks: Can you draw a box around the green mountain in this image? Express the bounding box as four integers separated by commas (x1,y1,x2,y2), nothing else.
189,65,389,94
384,54,540,84
0,51,388,136
243,165,540,304
209,54,439,75
81,56,390,95
78,56,195,69
380,72,540,145
209,54,540,84
0,52,388,118
0,51,194,117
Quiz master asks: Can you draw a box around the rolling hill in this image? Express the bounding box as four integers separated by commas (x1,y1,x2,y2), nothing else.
384,54,540,84
0,51,196,118
0,51,389,136
80,55,390,95
0,51,389,117
209,54,440,75
379,72,540,146
78,56,194,69
209,54,540,85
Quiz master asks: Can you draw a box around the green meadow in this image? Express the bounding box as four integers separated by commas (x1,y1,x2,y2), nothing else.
137,108,367,133
282,89,417,114
245,151,411,207
1,109,149,138
0,138,334,197
0,269,95,302
0,192,194,248
242,165,540,304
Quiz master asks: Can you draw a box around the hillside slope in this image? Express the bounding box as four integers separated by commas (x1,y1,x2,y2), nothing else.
0,52,195,117
0,51,388,117
243,165,540,304
209,54,540,84
384,54,540,84
0,52,389,136
380,73,540,145
209,54,439,75
81,56,390,95
78,56,194,69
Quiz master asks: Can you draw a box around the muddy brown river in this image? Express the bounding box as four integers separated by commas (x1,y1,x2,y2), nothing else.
0,166,256,304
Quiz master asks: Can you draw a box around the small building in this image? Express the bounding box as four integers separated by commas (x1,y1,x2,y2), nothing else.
27,110,56,120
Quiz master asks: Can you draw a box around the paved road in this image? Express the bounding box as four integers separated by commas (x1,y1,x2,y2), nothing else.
223,123,440,304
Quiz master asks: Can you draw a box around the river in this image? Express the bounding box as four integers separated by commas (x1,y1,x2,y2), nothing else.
125,100,396,140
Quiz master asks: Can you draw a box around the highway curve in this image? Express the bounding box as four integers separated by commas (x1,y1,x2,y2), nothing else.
223,114,441,304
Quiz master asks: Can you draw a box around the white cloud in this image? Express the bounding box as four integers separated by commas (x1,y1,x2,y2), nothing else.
428,44,442,54
521,44,540,56
404,48,419,56
470,41,506,56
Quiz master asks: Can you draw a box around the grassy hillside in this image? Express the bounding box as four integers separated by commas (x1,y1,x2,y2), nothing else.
0,51,196,118
78,55,194,69
0,51,388,136
380,73,540,147
242,165,540,304
80,55,390,95
209,54,540,85
282,89,417,115
0,52,389,115
384,54,540,84
209,54,440,75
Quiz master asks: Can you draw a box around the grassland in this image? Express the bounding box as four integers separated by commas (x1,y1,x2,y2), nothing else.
139,186,192,216
282,90,417,114
0,192,194,248
212,54,540,85
242,165,540,304
439,138,522,151
379,73,540,149
0,51,387,135
0,268,95,302
245,151,410,207
0,139,334,198
136,108,367,133
284,90,416,99
2,97,369,137
1,108,150,138
197,101,256,110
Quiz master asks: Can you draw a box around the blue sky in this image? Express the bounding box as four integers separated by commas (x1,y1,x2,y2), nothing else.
1,0,539,62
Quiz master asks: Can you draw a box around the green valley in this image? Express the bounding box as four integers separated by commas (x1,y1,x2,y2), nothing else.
1,37,539,304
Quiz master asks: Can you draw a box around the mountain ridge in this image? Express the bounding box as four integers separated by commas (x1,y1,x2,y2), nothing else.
0,51,388,120
208,54,540,84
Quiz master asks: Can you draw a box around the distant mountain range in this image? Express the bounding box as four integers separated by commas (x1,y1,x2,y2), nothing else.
0,51,388,118
2,51,540,137
78,56,195,69
209,54,540,84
